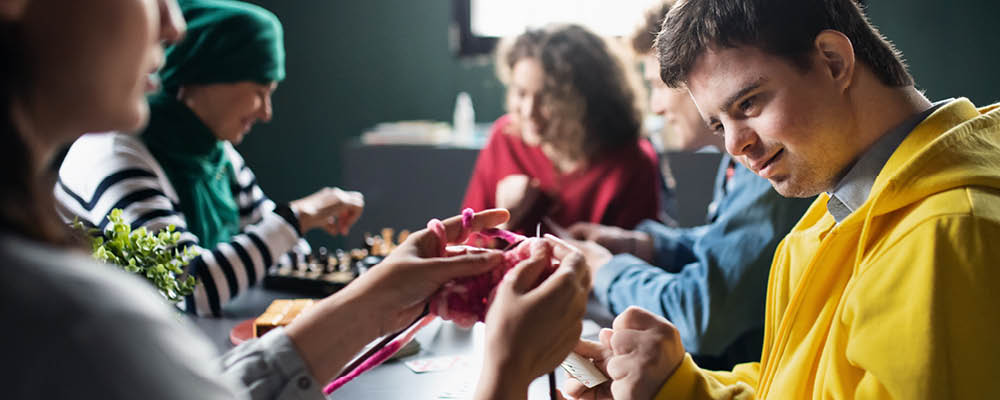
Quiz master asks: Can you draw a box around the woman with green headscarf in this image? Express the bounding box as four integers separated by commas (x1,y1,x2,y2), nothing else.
56,0,363,317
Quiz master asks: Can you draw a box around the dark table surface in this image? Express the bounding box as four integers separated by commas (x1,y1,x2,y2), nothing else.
188,286,611,399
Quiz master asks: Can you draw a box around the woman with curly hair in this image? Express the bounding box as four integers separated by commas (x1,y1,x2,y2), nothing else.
462,24,663,235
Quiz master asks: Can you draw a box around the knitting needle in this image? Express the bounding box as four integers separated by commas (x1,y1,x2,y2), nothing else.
539,222,559,400
542,216,572,239
549,370,557,399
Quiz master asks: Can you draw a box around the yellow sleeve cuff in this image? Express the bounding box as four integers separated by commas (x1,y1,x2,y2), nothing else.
654,353,699,399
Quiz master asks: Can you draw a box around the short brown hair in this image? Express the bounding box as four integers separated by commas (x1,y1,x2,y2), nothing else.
656,0,913,88
630,0,675,55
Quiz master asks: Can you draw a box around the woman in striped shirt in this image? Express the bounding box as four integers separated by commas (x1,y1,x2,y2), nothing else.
55,0,363,317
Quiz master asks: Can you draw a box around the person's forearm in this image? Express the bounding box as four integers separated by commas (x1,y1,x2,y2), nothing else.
633,231,655,262
595,255,672,316
284,285,382,383
635,220,700,269
473,362,531,400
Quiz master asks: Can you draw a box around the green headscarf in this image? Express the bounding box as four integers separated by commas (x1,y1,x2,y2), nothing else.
141,0,285,248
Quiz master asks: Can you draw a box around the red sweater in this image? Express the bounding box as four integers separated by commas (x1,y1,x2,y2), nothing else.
462,115,661,235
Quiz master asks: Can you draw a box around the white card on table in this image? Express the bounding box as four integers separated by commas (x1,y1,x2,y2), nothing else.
404,355,468,373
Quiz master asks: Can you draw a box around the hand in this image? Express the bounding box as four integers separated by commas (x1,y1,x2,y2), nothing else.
562,307,686,400
475,236,591,400
350,208,512,335
285,209,509,382
561,237,613,283
495,174,542,230
568,222,654,263
290,187,364,235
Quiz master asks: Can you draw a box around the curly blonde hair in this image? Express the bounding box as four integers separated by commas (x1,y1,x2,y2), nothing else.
496,24,643,161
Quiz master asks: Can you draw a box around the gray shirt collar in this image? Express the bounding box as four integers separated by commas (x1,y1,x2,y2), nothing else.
826,99,952,223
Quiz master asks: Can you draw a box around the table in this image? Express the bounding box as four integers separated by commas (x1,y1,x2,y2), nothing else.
190,287,613,399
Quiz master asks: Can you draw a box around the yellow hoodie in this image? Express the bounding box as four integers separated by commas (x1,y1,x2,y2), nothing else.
655,98,1000,399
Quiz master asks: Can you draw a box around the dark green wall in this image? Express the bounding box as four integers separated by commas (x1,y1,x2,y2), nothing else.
238,0,506,248
865,0,1000,105
236,0,999,249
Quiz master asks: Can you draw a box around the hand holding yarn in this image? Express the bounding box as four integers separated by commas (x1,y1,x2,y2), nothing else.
477,235,592,395
356,208,511,335
323,208,510,394
324,208,589,395
428,208,562,327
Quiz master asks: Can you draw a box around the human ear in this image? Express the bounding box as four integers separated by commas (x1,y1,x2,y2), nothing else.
176,86,199,111
0,0,27,21
814,29,856,93
176,86,191,102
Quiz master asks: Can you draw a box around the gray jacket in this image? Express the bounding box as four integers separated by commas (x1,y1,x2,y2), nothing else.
0,233,322,400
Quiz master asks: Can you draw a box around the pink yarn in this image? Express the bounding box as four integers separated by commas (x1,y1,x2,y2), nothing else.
429,208,555,328
323,314,435,394
461,209,474,230
323,208,555,394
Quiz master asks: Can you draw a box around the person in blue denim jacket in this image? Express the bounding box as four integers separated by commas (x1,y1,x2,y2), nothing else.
566,0,814,371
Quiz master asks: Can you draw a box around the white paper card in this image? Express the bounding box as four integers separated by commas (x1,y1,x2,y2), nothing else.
560,352,608,388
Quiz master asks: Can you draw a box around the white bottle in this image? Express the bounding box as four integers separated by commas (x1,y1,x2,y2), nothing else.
453,91,475,146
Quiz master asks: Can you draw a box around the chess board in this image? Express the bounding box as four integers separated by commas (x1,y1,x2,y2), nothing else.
263,228,407,295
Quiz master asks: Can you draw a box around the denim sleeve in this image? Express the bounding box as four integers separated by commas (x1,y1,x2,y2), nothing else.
592,166,813,356
636,219,704,273
219,327,326,400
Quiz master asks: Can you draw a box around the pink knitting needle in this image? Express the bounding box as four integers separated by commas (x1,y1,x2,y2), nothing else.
323,213,464,394
323,307,433,394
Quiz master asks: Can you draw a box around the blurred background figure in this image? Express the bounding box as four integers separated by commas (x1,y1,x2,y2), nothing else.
462,23,665,236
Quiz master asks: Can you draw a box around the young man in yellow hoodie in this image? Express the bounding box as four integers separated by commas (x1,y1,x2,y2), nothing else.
562,0,1000,399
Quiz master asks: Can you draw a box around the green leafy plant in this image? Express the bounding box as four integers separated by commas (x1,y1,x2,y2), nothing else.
75,209,198,303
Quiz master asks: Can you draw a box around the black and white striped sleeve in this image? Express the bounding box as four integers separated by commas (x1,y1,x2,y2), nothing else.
55,133,301,317
224,143,311,268
225,144,276,228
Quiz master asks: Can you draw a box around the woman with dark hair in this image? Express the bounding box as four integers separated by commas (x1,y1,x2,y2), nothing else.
55,0,363,317
0,0,589,398
462,24,663,235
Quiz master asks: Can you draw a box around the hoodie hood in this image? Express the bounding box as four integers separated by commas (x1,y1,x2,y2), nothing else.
867,98,1000,219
